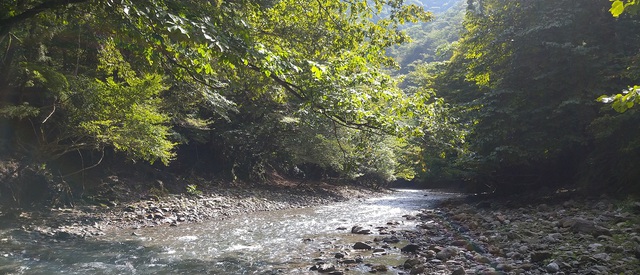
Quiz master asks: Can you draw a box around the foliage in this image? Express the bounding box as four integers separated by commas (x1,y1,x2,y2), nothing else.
0,0,440,192
599,86,640,113
186,184,202,196
601,0,640,113
414,0,640,193
610,0,640,17
388,1,465,75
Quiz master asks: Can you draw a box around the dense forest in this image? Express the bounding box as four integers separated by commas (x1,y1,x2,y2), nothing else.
1,0,640,206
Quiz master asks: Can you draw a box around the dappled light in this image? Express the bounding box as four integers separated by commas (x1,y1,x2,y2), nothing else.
1,0,640,273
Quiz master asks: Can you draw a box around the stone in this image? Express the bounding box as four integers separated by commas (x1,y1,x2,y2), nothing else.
544,233,562,243
370,265,387,272
546,262,560,273
632,202,640,213
592,252,610,262
351,225,371,234
381,236,400,243
311,263,336,273
403,214,417,220
558,217,611,237
353,242,372,250
403,258,422,269
334,252,345,259
519,263,534,271
54,231,73,240
410,265,425,275
339,259,357,264
591,265,609,273
435,246,458,260
475,255,491,263
530,251,552,262
451,267,465,275
401,244,421,253
588,243,603,251
451,239,468,247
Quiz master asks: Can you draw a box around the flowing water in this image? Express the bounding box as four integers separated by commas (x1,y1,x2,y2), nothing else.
0,189,458,274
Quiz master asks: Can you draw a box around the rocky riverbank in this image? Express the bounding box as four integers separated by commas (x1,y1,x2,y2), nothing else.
0,182,384,241
311,193,640,274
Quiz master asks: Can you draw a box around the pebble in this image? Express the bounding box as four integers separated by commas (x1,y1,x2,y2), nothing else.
367,196,640,275
546,262,560,273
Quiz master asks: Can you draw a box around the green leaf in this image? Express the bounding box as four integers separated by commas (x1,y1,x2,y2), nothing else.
610,0,625,17
311,65,323,79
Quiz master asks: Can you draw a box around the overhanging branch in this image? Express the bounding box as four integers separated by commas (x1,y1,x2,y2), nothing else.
0,0,89,36
247,63,389,134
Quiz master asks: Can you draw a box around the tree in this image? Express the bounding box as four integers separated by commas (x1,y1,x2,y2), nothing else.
430,0,635,193
0,0,437,201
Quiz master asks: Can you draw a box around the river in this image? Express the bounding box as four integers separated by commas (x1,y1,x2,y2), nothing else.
0,189,458,274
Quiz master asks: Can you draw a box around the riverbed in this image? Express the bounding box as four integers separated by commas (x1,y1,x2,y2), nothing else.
0,189,458,274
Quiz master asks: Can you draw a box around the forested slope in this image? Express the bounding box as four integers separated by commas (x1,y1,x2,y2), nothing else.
405,0,640,194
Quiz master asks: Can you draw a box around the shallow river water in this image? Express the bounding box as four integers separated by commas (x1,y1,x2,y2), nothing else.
0,189,458,274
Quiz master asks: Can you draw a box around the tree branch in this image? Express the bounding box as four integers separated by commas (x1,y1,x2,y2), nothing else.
247,63,389,134
0,0,89,36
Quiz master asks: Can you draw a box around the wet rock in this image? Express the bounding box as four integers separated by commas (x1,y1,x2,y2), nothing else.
353,242,372,250
409,265,425,275
370,265,387,272
334,252,345,259
309,262,336,273
381,236,400,243
403,214,417,220
54,231,73,240
401,244,420,253
351,225,371,235
339,259,357,264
